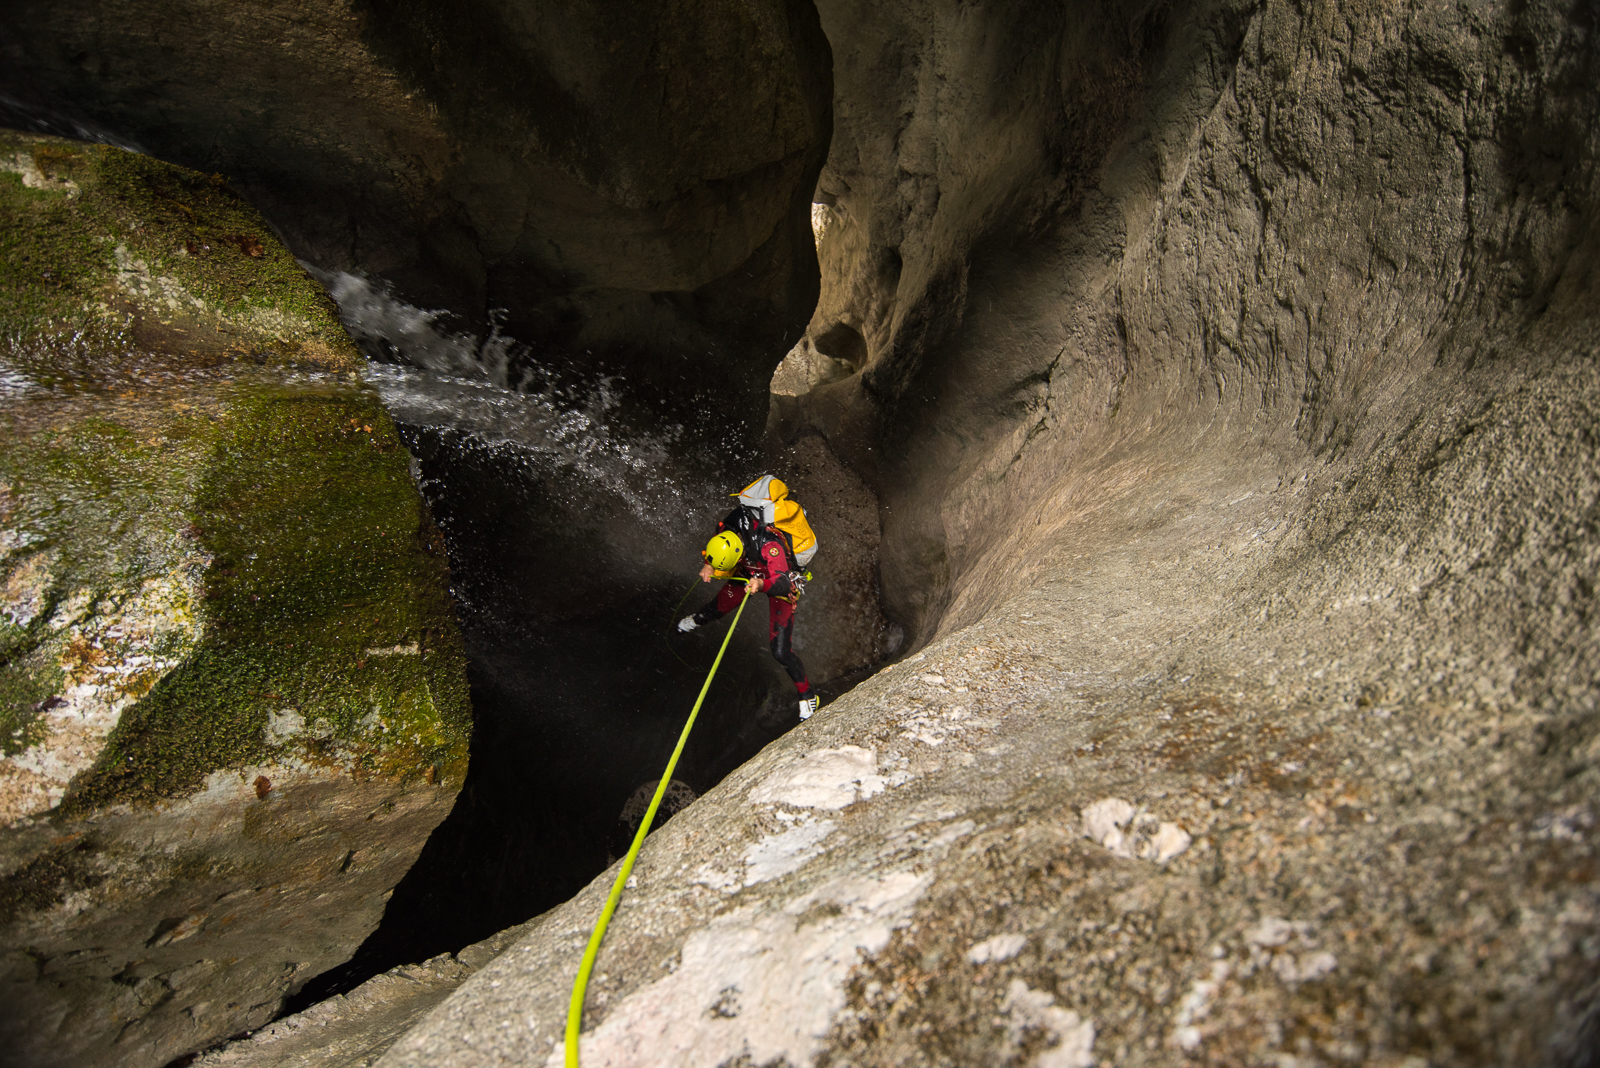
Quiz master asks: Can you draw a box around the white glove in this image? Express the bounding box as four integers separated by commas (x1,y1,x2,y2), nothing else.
677,616,699,633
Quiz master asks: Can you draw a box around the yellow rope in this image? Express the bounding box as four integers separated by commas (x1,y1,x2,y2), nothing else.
564,579,755,1066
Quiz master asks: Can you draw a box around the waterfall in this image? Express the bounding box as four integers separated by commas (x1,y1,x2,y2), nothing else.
315,269,708,522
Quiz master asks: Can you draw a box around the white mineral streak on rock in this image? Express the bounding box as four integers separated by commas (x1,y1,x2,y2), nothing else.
1149,821,1192,863
266,708,306,745
0,567,203,824
1000,979,1095,1067
1171,959,1232,1051
967,933,1028,964
366,643,421,656
747,746,901,810
1273,949,1337,983
1244,917,1337,985
1081,797,1136,852
551,870,931,1068
742,819,837,886
113,244,208,315
898,705,986,747
1246,917,1307,948
927,818,978,849
0,151,80,195
690,863,741,893
1081,798,1190,863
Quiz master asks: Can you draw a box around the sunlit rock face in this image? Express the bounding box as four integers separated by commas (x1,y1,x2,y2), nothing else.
0,0,834,421
0,132,470,1068
374,1,1598,1065
783,0,1600,643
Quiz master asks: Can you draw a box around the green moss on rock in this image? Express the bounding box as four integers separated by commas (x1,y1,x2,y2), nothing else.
66,386,470,810
0,128,361,380
0,128,468,819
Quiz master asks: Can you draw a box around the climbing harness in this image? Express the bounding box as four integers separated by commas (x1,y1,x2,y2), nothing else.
565,578,756,1067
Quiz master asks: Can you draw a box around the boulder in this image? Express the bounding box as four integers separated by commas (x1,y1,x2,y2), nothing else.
0,131,471,1068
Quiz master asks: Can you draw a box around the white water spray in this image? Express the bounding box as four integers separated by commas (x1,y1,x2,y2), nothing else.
311,269,715,546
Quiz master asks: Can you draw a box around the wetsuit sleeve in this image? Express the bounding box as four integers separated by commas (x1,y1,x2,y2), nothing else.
754,540,791,597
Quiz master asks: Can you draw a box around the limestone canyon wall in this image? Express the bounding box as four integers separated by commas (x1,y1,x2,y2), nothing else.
0,132,472,1068
1,0,1597,1066
378,1,1600,1065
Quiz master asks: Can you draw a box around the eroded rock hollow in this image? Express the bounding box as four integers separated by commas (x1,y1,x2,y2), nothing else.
2,0,1598,1066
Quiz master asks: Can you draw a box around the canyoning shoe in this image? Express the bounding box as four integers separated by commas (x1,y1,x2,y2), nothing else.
798,694,820,720
677,615,699,633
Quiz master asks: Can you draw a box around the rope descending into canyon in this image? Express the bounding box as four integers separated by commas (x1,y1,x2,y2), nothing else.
565,578,755,1067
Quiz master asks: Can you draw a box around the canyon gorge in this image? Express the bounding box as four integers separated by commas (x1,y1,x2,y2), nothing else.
1,0,1596,1066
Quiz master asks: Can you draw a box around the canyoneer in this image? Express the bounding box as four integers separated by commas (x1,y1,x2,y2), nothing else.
678,475,821,719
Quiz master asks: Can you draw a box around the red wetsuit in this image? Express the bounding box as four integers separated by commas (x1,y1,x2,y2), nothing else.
691,531,810,696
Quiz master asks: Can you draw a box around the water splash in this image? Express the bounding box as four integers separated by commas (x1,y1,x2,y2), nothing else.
315,269,515,385
312,270,717,562
0,92,146,154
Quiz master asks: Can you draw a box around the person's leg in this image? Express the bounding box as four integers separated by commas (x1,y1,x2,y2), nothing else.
680,582,743,632
768,598,810,694
697,582,744,623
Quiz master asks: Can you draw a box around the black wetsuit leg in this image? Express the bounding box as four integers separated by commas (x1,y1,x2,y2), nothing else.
769,597,809,690
692,581,743,626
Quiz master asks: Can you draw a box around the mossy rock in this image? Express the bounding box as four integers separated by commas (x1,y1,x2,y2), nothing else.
0,130,468,818
0,128,361,380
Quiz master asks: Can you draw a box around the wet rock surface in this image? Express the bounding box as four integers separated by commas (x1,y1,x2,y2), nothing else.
0,133,469,1068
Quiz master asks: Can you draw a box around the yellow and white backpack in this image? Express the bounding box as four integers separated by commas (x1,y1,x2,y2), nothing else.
735,475,817,567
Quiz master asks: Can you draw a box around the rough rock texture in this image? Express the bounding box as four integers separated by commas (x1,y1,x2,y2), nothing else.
369,0,1598,1065
0,0,834,421
0,132,471,1068
780,0,1600,647
193,918,540,1068
382,406,1596,1067
766,432,899,686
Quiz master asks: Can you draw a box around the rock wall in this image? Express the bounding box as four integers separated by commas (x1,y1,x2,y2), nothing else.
0,132,471,1068
778,0,1599,646
375,1,1599,1065
0,0,834,423
4,0,1596,1064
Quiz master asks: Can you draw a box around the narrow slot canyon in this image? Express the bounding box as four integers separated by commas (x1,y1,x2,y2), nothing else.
1,2,1597,1067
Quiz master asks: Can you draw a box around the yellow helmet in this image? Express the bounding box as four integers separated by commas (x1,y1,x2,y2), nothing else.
703,531,744,572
